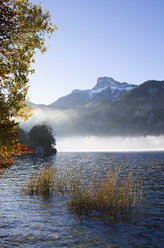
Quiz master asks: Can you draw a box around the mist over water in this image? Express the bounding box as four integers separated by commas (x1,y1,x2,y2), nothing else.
21,108,164,152
57,135,164,152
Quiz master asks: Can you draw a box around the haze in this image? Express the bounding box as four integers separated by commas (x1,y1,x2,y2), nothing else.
57,136,164,152
21,108,164,152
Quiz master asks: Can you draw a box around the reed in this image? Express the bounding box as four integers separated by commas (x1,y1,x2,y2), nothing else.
25,166,70,196
68,170,142,215
25,166,56,195
25,167,142,216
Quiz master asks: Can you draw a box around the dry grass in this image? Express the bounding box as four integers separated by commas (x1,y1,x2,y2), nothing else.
68,170,142,216
25,167,142,216
25,166,69,196
25,166,56,195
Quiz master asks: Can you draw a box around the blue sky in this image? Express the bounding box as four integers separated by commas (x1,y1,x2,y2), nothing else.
29,0,164,104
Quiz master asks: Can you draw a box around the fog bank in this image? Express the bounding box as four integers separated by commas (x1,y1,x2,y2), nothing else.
21,108,164,152
57,136,164,152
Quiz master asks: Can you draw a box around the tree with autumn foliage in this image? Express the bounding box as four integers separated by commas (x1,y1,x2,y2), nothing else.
0,0,57,168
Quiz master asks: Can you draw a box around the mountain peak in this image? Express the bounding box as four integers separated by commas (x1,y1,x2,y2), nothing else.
48,77,137,109
93,77,117,90
71,89,82,94
93,77,136,92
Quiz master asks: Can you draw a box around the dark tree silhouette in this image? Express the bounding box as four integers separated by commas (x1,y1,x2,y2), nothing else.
28,124,57,154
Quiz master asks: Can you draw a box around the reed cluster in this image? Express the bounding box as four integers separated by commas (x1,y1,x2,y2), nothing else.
25,166,56,195
68,171,142,215
25,167,142,216
25,166,69,196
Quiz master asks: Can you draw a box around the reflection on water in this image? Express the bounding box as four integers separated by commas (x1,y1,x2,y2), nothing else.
0,152,164,247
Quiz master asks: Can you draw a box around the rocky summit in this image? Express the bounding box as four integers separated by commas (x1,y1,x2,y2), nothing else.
48,77,137,109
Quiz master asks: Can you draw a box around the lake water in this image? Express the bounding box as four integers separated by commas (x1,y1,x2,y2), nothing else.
0,152,164,248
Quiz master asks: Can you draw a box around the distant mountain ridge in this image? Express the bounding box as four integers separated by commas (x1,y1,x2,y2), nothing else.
26,79,164,136
29,77,137,109
74,80,164,136
49,77,136,109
